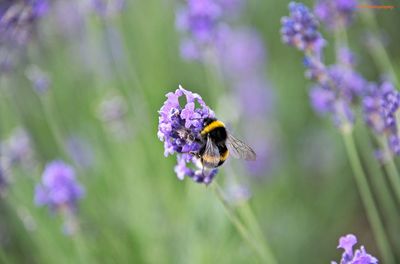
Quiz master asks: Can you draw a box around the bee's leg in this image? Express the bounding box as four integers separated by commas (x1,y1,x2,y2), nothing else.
189,151,201,159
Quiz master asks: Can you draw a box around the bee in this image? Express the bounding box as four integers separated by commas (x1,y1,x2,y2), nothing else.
197,118,256,168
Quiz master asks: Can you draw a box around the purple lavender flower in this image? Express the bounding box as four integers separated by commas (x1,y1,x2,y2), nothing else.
281,2,325,54
158,85,217,184
281,3,366,129
0,0,49,73
25,65,51,94
174,154,218,184
303,45,365,129
91,0,125,18
180,39,202,61
176,0,222,43
218,0,242,13
338,47,356,67
34,161,84,212
0,0,49,45
97,94,132,140
3,127,34,167
363,81,400,155
310,85,335,114
65,136,94,169
0,162,8,197
328,64,366,98
314,0,357,30
308,70,359,129
217,27,266,80
338,234,358,256
363,82,393,134
176,0,242,61
332,234,378,264
225,184,251,205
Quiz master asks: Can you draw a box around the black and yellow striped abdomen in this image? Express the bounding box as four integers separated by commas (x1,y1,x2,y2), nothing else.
200,118,229,167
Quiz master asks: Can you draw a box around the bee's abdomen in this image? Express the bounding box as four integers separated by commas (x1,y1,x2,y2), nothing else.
217,146,229,166
208,127,227,143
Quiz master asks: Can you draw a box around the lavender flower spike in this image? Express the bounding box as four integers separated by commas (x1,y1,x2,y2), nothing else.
332,234,378,264
34,160,84,213
158,85,217,184
281,2,325,54
0,0,49,45
362,81,400,156
314,0,357,30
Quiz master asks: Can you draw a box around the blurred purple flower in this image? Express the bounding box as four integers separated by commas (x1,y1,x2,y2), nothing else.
0,0,49,73
303,55,326,81
314,0,357,30
176,0,221,42
3,128,34,166
158,85,217,184
363,82,394,134
303,45,364,129
388,135,400,155
332,234,378,264
52,1,87,39
218,0,242,13
328,64,366,98
0,163,8,198
91,0,125,17
97,94,132,140
362,81,400,154
234,78,274,116
338,47,356,67
217,28,265,78
225,184,251,205
180,39,201,60
65,136,94,169
34,161,84,212
310,85,335,114
176,0,242,61
0,0,49,45
25,65,51,94
281,2,326,54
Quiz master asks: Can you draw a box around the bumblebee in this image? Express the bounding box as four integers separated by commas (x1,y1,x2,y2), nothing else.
198,118,256,168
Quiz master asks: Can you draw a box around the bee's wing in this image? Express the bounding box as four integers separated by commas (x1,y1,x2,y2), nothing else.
202,136,220,168
226,133,256,161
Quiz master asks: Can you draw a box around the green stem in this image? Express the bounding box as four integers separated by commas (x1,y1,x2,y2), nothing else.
333,23,348,62
203,46,225,103
237,202,276,262
342,132,394,264
0,248,10,264
40,96,66,154
380,137,400,204
212,183,277,264
60,208,92,264
359,0,399,87
73,232,93,264
358,132,400,248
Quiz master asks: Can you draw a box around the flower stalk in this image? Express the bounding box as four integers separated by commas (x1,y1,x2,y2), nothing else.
342,131,395,264
212,183,277,264
358,0,400,88
379,136,400,204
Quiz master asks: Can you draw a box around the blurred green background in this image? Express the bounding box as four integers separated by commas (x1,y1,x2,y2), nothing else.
1,0,400,263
